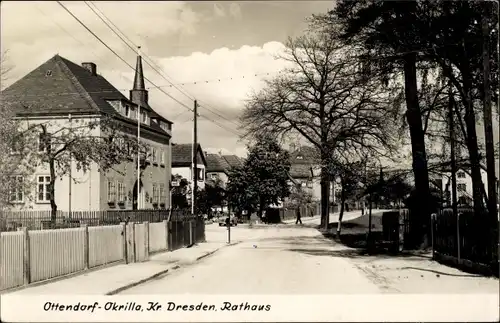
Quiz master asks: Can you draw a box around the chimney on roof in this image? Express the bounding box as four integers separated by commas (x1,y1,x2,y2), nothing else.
82,62,97,76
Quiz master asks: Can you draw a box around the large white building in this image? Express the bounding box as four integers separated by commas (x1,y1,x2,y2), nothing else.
2,54,173,211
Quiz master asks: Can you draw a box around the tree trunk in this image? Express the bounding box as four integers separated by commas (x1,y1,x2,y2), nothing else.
320,150,331,229
403,52,432,246
462,67,486,216
481,9,499,228
257,196,264,219
49,159,57,224
336,182,347,239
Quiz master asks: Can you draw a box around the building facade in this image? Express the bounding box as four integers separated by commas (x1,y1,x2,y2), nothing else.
288,146,336,203
172,143,207,191
441,167,499,206
3,54,173,211
205,153,230,188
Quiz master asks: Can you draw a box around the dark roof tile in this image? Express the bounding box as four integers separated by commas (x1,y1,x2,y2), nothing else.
172,143,206,167
206,154,230,173
1,54,172,136
222,155,243,168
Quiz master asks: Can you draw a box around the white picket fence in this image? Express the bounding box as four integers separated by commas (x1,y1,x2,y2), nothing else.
0,219,205,292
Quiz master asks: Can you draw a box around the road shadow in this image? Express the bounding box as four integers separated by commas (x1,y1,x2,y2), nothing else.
312,212,436,261
399,266,486,278
286,247,432,261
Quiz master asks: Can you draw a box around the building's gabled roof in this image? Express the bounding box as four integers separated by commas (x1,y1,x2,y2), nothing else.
172,143,206,167
222,155,243,169
289,146,319,165
206,153,230,173
1,54,171,136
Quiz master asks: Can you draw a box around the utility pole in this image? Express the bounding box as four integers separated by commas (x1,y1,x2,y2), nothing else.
192,100,198,216
449,82,459,259
68,113,72,218
481,7,498,222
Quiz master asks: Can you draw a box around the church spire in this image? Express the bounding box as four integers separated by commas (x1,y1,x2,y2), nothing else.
130,46,148,106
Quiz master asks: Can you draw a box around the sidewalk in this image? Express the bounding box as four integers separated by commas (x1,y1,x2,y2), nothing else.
5,241,229,295
282,215,321,225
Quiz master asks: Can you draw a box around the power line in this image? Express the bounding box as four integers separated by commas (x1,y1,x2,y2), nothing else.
145,71,283,89
84,1,194,102
34,4,101,61
197,101,241,128
83,1,241,133
56,1,193,114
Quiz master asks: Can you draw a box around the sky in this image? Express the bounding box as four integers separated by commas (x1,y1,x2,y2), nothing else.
1,1,497,172
1,0,333,157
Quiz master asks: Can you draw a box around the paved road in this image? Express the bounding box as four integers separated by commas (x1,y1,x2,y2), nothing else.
121,224,380,294
122,219,499,295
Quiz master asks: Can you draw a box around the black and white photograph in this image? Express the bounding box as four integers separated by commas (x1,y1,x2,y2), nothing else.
0,1,499,322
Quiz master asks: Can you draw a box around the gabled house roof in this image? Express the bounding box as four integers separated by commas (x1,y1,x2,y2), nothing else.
172,143,207,167
206,153,231,173
222,155,243,168
288,146,317,180
1,54,171,137
289,146,319,165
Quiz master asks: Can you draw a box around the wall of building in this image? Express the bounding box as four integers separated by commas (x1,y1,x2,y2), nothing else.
172,163,206,190
310,167,336,203
206,172,229,188
441,169,497,204
10,116,102,212
99,128,171,211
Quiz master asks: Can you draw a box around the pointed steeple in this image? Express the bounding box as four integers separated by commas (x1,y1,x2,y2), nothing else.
133,54,145,90
130,46,148,106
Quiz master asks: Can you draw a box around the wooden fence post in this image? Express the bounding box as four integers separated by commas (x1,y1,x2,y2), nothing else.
201,221,207,242
189,220,193,245
144,221,149,261
132,222,137,263
120,222,128,264
168,221,173,251
82,224,89,270
431,213,436,260
163,220,168,251
457,212,461,261
19,227,31,285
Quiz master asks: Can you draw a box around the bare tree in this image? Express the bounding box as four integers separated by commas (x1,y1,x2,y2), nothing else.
241,30,399,228
5,104,147,222
1,50,13,88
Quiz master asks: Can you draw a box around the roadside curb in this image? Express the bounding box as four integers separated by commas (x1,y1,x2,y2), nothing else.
106,267,174,296
105,242,240,295
195,248,220,261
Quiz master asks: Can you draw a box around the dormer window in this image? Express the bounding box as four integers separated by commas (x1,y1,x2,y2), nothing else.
159,122,170,132
296,155,304,160
130,106,137,120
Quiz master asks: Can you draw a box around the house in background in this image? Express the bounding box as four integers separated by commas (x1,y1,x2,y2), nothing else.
441,167,499,206
288,145,336,204
205,153,231,188
221,154,244,170
172,143,207,191
204,152,244,187
2,54,173,211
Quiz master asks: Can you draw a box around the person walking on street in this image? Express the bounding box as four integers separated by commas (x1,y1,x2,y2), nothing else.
295,207,302,225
